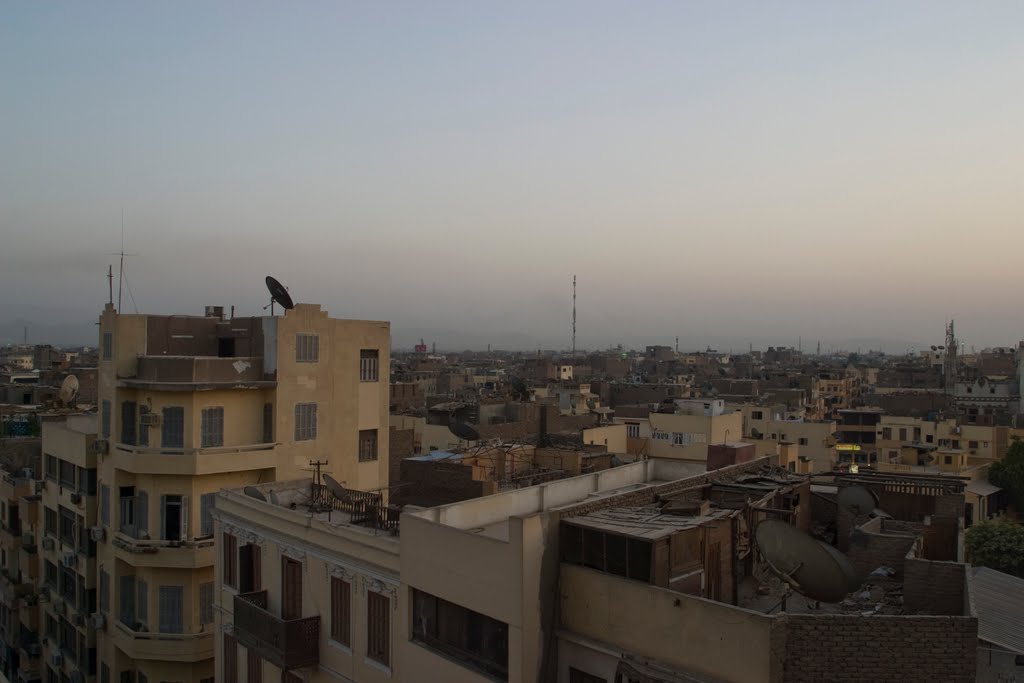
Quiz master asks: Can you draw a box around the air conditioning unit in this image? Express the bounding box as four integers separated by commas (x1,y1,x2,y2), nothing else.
73,613,85,627
21,533,34,546
20,468,34,480
34,480,44,494
61,552,76,568
26,643,40,657
52,597,64,615
91,439,108,455
90,527,106,542
51,652,62,668
42,537,54,551
69,493,82,505
140,412,160,427
38,587,49,602
90,613,105,630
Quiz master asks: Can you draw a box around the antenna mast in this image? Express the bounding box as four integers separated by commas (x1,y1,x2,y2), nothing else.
571,274,576,359
107,265,114,305
118,210,125,311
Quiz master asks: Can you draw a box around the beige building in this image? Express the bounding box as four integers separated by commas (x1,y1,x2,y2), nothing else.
647,410,743,463
40,301,395,683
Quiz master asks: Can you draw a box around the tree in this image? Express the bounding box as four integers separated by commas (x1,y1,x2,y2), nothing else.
990,438,1024,512
965,519,1024,578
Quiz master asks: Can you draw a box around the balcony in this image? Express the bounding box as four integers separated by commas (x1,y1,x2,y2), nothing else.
111,621,214,662
121,356,274,391
233,590,320,670
111,532,215,569
111,442,278,476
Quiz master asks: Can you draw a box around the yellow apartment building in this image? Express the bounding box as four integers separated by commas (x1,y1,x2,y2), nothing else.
647,410,742,464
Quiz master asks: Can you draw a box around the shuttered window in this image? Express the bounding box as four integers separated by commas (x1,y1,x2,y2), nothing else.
136,579,147,628
295,334,319,363
360,350,379,381
101,400,111,438
120,401,137,445
247,649,262,683
161,407,185,448
119,575,135,627
99,569,109,612
294,403,317,441
200,407,224,448
102,332,112,360
281,556,302,620
136,490,148,537
358,429,378,462
223,634,237,683
158,585,184,633
367,591,390,666
200,493,215,537
200,582,214,624
138,405,149,447
330,577,350,646
223,533,237,588
101,485,110,526
262,403,273,444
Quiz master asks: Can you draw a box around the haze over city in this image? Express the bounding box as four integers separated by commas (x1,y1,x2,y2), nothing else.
2,1,1023,350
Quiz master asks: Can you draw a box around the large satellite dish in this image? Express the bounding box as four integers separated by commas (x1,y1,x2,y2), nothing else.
755,519,854,603
59,375,79,406
448,419,479,442
265,276,295,311
819,539,862,592
243,486,267,502
323,474,349,500
837,486,876,517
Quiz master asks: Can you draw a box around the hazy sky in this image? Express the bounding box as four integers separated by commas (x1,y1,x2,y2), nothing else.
2,2,1023,351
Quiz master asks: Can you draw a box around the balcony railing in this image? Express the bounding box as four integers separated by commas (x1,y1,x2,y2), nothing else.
311,484,400,532
233,590,319,670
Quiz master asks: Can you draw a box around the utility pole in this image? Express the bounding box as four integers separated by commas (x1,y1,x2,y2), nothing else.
571,274,577,360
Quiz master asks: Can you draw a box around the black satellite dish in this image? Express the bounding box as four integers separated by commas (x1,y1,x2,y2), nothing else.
448,419,479,442
243,486,267,502
755,519,855,604
265,275,295,312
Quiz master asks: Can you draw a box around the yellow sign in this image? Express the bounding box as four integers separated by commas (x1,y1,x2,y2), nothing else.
836,443,861,452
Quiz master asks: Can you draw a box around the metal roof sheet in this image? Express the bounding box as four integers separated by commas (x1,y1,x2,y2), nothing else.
966,480,1001,496
969,566,1024,654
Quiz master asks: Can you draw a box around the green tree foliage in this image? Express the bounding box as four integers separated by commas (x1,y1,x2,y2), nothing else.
990,438,1024,511
965,520,1024,578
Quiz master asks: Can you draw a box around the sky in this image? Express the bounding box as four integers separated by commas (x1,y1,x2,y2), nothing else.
2,1,1023,351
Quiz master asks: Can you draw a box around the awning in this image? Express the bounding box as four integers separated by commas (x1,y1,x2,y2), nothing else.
966,480,1001,497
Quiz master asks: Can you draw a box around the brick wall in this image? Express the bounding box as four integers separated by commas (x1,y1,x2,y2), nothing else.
397,458,493,506
388,426,415,487
845,517,919,579
779,614,977,682
903,558,966,616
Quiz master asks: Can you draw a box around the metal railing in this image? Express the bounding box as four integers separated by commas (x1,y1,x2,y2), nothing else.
233,590,320,670
311,484,400,532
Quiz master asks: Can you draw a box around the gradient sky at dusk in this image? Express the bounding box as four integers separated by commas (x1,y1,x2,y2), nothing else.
2,1,1023,350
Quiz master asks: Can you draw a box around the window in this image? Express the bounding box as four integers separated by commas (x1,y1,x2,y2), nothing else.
223,634,237,683
751,411,763,420
59,460,76,488
969,440,979,449
102,400,111,438
136,579,148,629
295,334,319,363
78,467,97,495
161,407,185,448
100,569,110,612
59,505,75,546
161,494,185,541
45,453,57,481
239,544,261,593
138,405,150,447
200,407,224,448
294,403,317,441
119,575,136,627
625,423,640,438
200,582,214,625
101,485,111,526
158,585,184,633
926,434,934,444
412,589,507,680
330,577,350,646
367,591,390,667
121,401,137,445
101,664,110,683
119,487,137,536
200,493,215,537
569,669,606,683
358,429,378,462
281,556,302,620
45,560,58,588
223,533,237,588
44,506,57,535
944,455,953,465
798,437,808,446
898,428,907,441
247,649,262,683
102,332,112,360
882,427,892,440
262,403,273,444
360,350,379,382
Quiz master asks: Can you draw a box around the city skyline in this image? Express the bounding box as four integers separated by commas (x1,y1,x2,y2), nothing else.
3,2,1024,349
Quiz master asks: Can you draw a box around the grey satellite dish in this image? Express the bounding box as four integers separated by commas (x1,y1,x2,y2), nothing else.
448,420,479,442
819,539,862,592
243,486,267,502
265,275,295,311
837,486,876,517
755,519,852,603
268,491,280,506
59,375,79,405
323,474,349,500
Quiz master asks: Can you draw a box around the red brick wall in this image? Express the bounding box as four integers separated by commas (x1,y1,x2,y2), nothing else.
903,558,966,616
845,517,919,579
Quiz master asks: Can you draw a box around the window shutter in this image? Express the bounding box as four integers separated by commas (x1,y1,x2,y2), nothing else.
136,579,147,628
137,490,148,537
181,495,189,540
159,495,166,541
200,493,215,537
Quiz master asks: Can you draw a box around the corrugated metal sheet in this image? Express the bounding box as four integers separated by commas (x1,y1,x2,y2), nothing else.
969,566,1024,654
966,480,1001,496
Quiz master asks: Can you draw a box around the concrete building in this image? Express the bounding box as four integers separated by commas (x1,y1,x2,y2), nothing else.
647,409,743,464
23,301,394,683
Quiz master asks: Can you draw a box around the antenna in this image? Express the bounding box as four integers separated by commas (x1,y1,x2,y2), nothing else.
107,265,114,305
755,519,858,605
571,274,576,359
306,459,329,488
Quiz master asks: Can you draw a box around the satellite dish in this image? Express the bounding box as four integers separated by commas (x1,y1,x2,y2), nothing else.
243,486,267,502
268,491,280,506
265,276,295,311
755,519,853,603
448,420,479,442
59,375,79,405
819,540,862,592
323,474,349,500
837,486,876,517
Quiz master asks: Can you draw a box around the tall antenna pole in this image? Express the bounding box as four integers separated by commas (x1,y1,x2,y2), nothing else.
117,210,125,312
107,265,114,305
571,274,576,359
